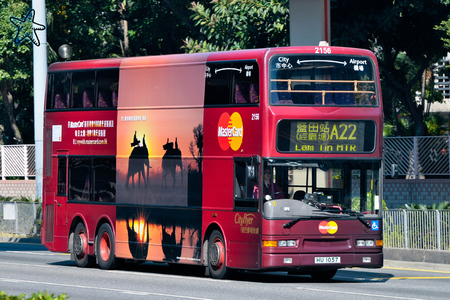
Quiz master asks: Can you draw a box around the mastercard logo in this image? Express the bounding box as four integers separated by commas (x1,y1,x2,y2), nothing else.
217,112,243,151
318,221,338,234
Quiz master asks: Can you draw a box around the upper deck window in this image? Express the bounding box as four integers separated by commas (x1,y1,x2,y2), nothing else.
270,55,378,106
46,69,119,110
205,61,259,106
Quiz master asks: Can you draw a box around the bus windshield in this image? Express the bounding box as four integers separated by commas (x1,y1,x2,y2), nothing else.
270,54,377,106
261,159,382,219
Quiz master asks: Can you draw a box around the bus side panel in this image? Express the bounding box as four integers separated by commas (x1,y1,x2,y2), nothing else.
202,210,261,269
202,105,263,270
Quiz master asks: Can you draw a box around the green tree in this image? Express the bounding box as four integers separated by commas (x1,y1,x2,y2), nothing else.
46,0,208,59
332,0,450,136
0,0,34,144
184,0,289,52
47,0,121,60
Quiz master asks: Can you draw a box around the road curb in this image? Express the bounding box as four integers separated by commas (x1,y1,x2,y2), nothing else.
0,236,41,244
383,259,450,272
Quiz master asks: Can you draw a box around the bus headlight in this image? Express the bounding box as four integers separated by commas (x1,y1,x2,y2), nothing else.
356,239,375,247
278,240,296,247
263,240,297,247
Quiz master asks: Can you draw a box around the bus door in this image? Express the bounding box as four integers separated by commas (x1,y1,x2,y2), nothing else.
55,151,69,227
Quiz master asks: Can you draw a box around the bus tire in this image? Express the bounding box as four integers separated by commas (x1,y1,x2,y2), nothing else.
207,230,231,279
73,223,95,268
96,223,116,270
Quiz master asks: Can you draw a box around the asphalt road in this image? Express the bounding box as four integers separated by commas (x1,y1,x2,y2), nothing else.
1,242,449,300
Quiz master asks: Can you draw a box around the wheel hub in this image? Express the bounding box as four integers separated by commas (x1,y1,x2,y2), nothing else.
74,235,84,256
210,243,220,266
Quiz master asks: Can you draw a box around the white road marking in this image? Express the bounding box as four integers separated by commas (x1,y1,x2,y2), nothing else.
296,287,425,300
0,277,213,300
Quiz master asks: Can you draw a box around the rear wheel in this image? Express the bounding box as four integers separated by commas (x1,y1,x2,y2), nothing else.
73,223,95,268
96,223,117,270
208,230,231,279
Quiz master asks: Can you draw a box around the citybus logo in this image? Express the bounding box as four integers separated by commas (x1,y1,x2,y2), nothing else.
217,112,243,151
318,221,338,234
235,213,259,234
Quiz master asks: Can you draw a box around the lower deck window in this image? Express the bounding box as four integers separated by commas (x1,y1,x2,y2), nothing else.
68,156,116,202
234,158,259,210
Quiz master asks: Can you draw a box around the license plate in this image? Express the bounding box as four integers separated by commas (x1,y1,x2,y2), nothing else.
314,256,341,264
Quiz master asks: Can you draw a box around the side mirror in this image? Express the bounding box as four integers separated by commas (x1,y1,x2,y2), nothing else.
391,164,398,178
247,155,260,181
247,166,256,180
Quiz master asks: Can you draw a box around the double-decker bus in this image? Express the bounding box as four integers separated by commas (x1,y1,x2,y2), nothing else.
41,44,383,280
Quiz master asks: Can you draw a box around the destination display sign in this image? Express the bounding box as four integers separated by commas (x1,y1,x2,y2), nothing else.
277,120,376,153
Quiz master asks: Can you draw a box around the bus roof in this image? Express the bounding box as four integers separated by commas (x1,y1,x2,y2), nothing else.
47,46,377,72
48,57,125,72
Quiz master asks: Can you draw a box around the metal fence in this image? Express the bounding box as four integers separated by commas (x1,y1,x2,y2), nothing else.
383,209,450,251
0,145,36,180
0,202,41,236
384,136,450,178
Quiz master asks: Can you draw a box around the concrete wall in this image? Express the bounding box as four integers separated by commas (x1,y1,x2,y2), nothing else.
384,248,450,265
384,179,450,208
0,180,36,200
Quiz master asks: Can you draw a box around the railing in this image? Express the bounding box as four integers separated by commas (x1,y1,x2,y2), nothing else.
384,136,450,178
383,209,450,251
0,145,36,180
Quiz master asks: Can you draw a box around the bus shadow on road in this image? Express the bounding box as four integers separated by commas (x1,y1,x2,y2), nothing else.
120,262,395,283
47,259,394,283
232,269,394,283
330,269,394,283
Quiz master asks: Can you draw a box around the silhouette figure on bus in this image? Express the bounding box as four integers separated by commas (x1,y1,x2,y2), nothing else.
161,223,183,262
126,216,150,260
162,138,183,189
127,131,150,188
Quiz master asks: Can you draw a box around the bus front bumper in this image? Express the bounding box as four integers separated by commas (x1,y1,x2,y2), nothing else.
261,252,383,270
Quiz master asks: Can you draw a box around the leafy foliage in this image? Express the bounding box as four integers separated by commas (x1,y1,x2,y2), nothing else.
401,201,450,210
184,0,289,52
46,0,207,58
0,0,35,144
0,291,68,300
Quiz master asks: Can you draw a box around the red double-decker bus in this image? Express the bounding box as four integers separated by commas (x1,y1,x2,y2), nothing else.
42,45,383,280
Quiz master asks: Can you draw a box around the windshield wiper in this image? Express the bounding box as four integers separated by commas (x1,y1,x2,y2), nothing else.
283,211,371,229
283,215,333,229
339,210,371,228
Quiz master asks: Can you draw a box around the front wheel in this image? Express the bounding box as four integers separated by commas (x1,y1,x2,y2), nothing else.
208,230,231,279
73,223,95,268
96,223,117,270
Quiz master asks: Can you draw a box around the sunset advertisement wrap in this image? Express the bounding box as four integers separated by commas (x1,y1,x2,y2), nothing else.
114,108,203,263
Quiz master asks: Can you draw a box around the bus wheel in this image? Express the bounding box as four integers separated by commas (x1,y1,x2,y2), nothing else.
208,230,231,279
96,223,116,270
310,268,337,281
73,223,95,268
